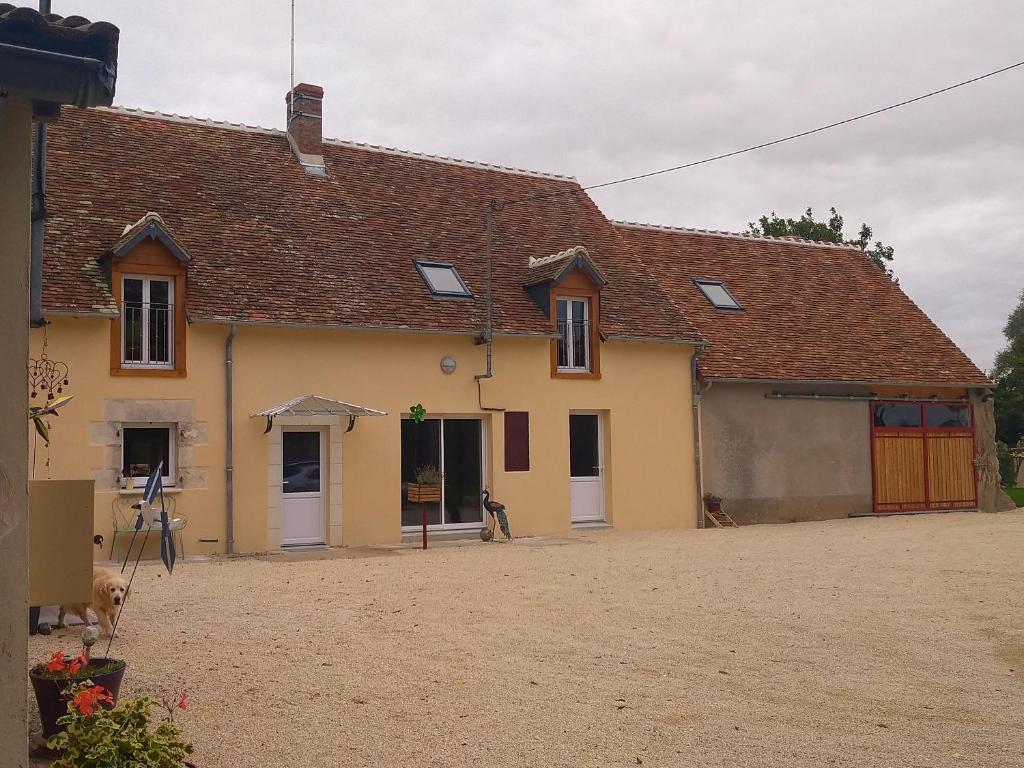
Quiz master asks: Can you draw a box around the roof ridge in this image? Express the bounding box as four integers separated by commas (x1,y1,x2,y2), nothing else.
96,105,577,182
612,219,863,251
96,105,282,135
528,245,589,269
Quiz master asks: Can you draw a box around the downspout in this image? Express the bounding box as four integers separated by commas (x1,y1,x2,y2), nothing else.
474,201,505,412
692,345,707,528
225,323,237,554
29,118,46,327
29,0,50,328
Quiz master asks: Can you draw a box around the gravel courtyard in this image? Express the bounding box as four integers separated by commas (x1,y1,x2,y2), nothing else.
31,511,1024,767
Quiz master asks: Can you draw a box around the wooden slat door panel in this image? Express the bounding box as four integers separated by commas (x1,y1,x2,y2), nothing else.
873,434,926,512
870,401,977,513
926,433,976,509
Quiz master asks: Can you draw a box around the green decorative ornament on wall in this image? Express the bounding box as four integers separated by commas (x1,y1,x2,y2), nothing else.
409,403,426,423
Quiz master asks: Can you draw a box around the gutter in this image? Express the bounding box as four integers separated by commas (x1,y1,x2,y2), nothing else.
0,42,115,108
225,324,237,554
703,376,990,390
765,392,969,402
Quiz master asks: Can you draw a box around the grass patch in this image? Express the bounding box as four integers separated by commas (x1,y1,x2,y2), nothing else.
1006,487,1024,508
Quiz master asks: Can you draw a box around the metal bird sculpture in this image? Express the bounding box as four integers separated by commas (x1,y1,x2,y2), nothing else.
482,490,512,541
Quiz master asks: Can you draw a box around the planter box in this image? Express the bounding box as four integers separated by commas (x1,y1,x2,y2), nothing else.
407,483,441,503
704,500,722,513
30,657,126,738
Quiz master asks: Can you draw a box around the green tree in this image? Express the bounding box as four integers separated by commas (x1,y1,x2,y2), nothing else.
747,207,897,281
993,289,1024,472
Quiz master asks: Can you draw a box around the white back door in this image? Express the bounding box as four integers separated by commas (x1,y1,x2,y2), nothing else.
569,413,604,522
281,429,325,545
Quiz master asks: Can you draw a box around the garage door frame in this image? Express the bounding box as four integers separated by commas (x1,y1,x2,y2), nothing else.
870,400,978,514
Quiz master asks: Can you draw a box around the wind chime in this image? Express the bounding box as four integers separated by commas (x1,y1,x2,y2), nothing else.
28,326,73,478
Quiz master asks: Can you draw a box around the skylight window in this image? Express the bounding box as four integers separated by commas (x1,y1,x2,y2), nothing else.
694,279,742,311
414,260,472,298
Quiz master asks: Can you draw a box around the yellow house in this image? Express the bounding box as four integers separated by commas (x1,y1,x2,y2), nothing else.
31,84,703,555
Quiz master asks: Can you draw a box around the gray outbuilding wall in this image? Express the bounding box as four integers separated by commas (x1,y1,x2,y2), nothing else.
699,382,873,524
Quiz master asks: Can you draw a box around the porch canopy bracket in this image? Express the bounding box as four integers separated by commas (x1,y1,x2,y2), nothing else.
251,394,387,434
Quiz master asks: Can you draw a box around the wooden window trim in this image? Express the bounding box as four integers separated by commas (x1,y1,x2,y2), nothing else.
110,252,187,378
549,276,601,380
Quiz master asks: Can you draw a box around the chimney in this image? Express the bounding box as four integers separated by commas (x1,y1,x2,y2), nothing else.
285,82,326,174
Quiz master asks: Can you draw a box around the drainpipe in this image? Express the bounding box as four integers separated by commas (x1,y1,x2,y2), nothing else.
225,323,237,554
29,0,50,327
691,345,706,528
29,116,46,327
474,201,504,413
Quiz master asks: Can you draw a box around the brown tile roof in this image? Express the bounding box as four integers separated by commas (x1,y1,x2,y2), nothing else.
524,246,607,287
42,106,700,344
615,222,989,386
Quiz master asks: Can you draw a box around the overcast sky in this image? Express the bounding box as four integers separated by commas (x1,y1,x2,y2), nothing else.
73,1,1022,372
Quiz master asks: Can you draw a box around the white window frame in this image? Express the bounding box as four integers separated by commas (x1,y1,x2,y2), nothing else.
121,274,175,369
121,423,176,488
557,296,591,372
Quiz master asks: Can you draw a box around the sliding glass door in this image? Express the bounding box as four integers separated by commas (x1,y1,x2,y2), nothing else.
401,418,483,528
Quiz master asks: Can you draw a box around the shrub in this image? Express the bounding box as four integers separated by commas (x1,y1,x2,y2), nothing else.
47,681,192,768
997,441,1016,488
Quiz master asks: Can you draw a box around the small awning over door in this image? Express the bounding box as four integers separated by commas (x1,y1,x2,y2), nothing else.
252,394,387,433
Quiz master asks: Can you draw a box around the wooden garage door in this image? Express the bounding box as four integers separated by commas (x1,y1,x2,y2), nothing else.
871,402,977,513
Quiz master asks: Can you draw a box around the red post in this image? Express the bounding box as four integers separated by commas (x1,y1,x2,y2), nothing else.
421,502,427,550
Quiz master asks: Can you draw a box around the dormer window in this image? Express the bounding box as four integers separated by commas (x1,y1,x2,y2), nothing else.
414,260,472,298
694,279,742,311
556,297,590,371
122,275,174,368
524,245,606,380
108,212,189,378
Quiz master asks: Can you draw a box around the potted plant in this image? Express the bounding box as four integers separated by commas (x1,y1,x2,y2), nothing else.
702,491,723,513
45,681,193,767
29,644,126,739
408,464,442,503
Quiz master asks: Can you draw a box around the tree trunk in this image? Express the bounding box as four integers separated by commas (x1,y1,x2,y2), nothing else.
972,392,1015,512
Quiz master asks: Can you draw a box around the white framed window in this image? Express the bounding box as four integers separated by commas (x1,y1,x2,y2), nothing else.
122,275,174,367
122,424,176,488
556,297,590,371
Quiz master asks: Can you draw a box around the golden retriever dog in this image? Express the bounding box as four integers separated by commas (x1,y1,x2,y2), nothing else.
58,567,128,638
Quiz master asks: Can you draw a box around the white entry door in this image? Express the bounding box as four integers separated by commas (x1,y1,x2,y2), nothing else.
570,413,604,523
282,429,325,545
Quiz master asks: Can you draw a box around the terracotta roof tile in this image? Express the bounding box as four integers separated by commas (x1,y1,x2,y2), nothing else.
615,221,989,386
0,4,118,65
42,107,700,343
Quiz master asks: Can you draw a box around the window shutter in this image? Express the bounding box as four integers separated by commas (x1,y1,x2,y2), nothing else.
504,411,530,472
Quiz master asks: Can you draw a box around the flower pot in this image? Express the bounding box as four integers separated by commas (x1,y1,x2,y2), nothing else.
30,658,126,738
705,501,722,513
408,483,441,503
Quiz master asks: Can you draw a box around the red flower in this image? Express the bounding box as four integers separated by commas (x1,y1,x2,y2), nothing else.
66,653,87,677
46,651,66,673
176,691,189,711
72,684,113,716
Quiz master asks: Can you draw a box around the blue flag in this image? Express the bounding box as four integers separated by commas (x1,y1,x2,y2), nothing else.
159,503,176,575
142,462,163,505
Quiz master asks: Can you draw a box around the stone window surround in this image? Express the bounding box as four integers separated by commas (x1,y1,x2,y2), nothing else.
90,399,208,492
266,415,343,550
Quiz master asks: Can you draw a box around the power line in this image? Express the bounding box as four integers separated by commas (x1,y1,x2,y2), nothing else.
500,58,1024,207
